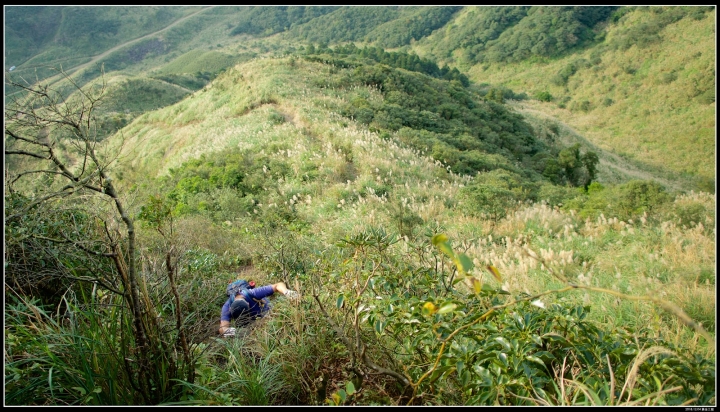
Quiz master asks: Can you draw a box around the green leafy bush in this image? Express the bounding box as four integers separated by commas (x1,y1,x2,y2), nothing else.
564,180,673,221
308,232,716,406
459,169,534,221
535,91,553,102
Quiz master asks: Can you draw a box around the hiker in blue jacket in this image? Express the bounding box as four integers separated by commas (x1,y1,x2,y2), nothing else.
219,280,299,336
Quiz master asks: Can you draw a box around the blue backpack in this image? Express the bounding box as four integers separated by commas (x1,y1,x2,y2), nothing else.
226,279,269,322
226,279,253,303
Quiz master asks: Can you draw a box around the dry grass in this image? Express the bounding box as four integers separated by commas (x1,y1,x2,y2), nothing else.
435,198,716,358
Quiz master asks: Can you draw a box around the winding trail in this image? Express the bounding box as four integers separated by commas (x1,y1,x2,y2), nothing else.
23,7,214,88
71,7,213,74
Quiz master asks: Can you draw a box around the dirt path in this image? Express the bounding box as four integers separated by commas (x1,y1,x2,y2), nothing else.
39,7,214,87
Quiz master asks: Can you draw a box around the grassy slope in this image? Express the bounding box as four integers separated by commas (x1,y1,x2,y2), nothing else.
110,57,466,242
417,7,716,185
105,56,714,358
6,6,717,335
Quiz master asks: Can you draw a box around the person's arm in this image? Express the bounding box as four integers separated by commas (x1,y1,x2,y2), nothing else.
248,282,296,300
219,320,231,335
219,299,232,334
272,282,300,300
272,282,289,295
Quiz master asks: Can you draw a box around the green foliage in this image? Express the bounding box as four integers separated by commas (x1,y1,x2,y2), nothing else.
536,182,580,207
311,233,715,405
138,195,174,232
485,87,505,104
534,91,553,102
613,180,672,220
564,180,673,221
363,7,461,48
306,44,470,86
551,60,584,86
459,169,534,221
102,78,190,115
230,6,338,37
555,143,599,189
285,7,401,44
455,6,616,65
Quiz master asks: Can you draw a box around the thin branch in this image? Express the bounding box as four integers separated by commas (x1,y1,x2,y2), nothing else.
5,149,48,160
10,169,69,186
4,188,76,222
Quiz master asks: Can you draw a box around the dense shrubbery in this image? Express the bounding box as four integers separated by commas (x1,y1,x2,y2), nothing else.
459,169,534,221
563,180,674,222
305,56,595,189
534,91,553,102
305,44,470,86
158,149,295,220
363,7,461,48
436,6,616,65
306,57,545,177
230,6,339,37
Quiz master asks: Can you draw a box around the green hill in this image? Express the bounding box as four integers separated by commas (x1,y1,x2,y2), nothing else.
423,6,715,189
3,6,716,406
5,5,713,190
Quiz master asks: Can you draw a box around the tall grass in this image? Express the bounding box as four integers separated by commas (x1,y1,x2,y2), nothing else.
447,197,716,359
5,289,134,405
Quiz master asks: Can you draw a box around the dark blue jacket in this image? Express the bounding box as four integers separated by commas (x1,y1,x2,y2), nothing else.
220,284,274,322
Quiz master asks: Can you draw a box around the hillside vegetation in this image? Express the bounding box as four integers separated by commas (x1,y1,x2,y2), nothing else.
438,7,715,189
5,6,714,189
3,5,716,406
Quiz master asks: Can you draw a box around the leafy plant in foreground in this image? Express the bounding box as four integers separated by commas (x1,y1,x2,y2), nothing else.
311,229,715,405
